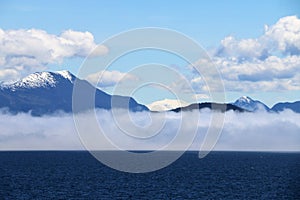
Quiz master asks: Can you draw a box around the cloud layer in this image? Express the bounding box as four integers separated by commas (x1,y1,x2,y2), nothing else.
188,15,300,94
216,16,300,60
212,15,300,92
0,29,108,82
0,109,299,151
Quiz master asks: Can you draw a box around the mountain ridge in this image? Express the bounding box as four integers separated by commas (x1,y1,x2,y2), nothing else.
272,101,300,113
170,102,246,113
0,71,148,116
0,70,299,114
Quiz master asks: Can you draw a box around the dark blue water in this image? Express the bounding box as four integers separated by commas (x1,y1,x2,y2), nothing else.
0,151,299,199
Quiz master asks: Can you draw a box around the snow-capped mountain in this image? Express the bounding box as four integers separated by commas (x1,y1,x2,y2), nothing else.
0,71,148,116
233,96,270,112
147,99,189,111
3,70,75,90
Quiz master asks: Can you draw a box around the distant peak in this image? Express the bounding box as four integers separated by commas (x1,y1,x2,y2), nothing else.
241,96,251,100
238,96,253,103
233,96,269,112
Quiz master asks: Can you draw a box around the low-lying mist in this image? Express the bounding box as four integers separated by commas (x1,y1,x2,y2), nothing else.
0,109,299,151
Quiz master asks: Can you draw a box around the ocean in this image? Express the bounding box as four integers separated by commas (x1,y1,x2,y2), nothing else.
1,151,299,199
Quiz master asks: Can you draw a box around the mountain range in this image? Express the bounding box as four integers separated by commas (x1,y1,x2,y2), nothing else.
0,70,299,115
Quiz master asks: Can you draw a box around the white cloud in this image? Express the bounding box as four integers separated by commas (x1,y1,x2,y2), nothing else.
217,36,267,60
0,28,108,82
251,55,296,79
86,70,138,88
190,15,300,94
0,68,21,83
264,15,300,55
0,109,299,151
215,15,300,60
192,93,210,101
216,55,300,91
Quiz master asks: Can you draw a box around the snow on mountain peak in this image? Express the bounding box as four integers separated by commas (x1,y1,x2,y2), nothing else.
55,70,74,81
233,96,269,112
14,71,57,88
239,96,252,103
8,70,74,89
147,99,189,111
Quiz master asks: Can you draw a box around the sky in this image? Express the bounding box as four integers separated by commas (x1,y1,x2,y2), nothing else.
0,0,300,106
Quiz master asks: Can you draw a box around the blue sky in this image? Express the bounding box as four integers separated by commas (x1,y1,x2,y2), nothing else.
1,0,298,45
0,0,300,106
